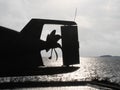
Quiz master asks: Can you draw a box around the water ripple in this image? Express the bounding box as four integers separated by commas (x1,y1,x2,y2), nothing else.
0,57,120,85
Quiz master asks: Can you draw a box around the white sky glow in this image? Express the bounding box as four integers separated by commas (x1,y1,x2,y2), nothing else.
0,0,120,56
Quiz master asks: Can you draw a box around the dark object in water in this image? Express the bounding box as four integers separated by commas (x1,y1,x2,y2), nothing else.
0,66,79,77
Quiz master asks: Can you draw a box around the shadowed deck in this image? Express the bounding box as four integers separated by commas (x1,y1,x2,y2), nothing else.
0,66,79,77
0,81,120,90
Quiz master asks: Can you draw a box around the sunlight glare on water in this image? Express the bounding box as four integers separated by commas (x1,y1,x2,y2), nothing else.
1,57,120,84
0,57,120,90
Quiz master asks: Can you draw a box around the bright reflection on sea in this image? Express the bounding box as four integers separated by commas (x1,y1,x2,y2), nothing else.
0,57,120,85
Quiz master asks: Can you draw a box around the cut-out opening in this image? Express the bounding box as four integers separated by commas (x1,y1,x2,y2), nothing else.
40,25,63,66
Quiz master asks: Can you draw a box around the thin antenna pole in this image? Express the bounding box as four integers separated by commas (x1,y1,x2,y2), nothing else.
74,8,77,21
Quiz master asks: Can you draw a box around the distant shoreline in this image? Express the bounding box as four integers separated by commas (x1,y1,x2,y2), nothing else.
99,55,120,58
100,55,112,57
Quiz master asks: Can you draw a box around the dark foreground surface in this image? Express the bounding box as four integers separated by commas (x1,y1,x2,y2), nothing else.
0,81,120,90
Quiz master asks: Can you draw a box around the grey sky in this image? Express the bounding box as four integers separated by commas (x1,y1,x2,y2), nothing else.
0,0,120,56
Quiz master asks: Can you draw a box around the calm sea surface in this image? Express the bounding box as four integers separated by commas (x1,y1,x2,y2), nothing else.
1,57,120,89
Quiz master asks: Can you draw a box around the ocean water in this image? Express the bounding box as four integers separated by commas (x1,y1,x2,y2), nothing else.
0,57,120,89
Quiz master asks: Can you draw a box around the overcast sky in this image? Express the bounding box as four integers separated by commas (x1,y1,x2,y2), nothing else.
0,0,120,57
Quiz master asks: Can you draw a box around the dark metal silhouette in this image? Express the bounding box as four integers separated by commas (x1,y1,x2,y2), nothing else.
61,26,79,66
0,18,79,75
